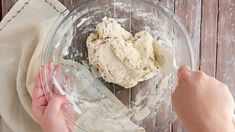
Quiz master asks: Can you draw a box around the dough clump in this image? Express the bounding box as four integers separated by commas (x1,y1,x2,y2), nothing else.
87,17,159,88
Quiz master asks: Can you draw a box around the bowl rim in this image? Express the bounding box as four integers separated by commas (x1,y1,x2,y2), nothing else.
41,0,195,130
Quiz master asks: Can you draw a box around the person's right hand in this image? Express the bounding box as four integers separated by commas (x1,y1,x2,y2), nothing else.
172,66,235,132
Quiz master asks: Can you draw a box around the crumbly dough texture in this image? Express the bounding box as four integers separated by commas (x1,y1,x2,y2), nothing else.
87,17,159,88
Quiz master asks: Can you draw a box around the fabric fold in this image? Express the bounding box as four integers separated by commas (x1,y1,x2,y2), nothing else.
0,0,66,131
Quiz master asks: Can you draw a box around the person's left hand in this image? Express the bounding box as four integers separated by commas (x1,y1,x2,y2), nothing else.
32,63,74,132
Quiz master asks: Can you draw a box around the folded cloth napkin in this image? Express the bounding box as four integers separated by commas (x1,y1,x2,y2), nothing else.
0,0,66,131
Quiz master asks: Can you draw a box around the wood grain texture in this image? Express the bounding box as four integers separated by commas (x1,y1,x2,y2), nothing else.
200,0,218,77
59,0,72,8
160,0,174,12
175,0,202,70
217,0,235,94
1,0,16,17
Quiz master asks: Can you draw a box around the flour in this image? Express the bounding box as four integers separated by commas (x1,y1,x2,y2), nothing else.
133,107,151,121
55,1,177,131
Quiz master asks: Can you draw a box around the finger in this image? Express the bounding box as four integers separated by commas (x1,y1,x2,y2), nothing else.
63,104,77,130
64,75,73,92
52,64,62,95
48,60,54,77
41,64,51,100
193,71,207,80
32,72,44,120
45,96,67,115
48,62,62,96
177,65,192,83
32,65,48,121
62,104,77,121
47,61,54,85
32,65,46,101
47,61,54,89
32,72,43,101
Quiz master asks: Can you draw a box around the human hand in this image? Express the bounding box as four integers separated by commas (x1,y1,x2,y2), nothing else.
172,66,235,132
32,63,74,132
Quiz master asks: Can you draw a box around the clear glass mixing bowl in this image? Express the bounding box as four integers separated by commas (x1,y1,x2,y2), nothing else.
41,0,194,131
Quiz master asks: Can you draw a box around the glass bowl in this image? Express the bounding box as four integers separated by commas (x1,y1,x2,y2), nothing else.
41,0,194,131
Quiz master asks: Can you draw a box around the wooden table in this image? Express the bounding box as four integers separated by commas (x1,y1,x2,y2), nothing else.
0,0,234,132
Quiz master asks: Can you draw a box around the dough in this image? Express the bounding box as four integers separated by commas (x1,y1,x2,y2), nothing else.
87,17,159,88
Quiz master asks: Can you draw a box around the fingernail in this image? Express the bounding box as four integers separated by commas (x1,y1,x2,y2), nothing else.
178,65,191,73
177,65,192,78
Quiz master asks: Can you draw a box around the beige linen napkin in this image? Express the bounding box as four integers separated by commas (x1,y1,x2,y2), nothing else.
0,0,66,131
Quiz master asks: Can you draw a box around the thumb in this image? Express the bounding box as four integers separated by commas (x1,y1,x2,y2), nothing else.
45,96,67,115
177,65,192,80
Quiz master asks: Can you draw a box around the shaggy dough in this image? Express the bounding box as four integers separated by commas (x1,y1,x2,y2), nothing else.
87,17,159,88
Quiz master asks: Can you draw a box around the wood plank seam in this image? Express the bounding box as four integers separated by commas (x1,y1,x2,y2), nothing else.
171,1,175,132
215,0,220,79
198,0,203,71
216,0,235,94
199,0,219,76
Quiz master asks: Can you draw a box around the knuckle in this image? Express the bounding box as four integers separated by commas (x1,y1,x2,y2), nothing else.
49,96,60,103
194,71,205,79
179,70,190,81
177,66,192,81
178,66,188,74
51,96,65,103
